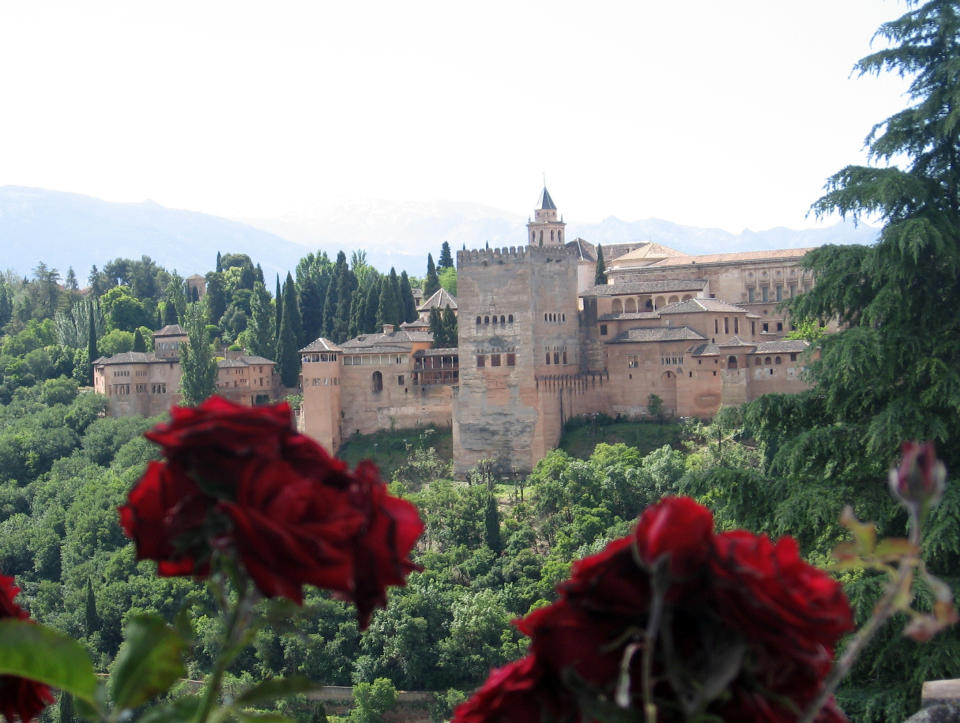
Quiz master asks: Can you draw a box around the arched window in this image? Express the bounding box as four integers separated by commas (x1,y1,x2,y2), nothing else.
558,231,563,242
764,357,772,365
728,355,738,369
508,314,514,323
476,316,481,325
550,230,554,241
562,351,567,364
754,357,761,366
625,298,637,313
775,356,782,365
561,313,565,322
553,351,560,365
372,371,383,393
545,353,551,364
484,316,490,324
492,316,497,325
500,315,506,324
612,299,623,314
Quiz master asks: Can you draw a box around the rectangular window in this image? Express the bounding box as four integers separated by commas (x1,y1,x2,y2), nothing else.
762,322,769,332
477,355,485,368
397,375,404,385
747,287,755,302
776,286,783,301
600,324,608,336
761,287,769,302
491,354,501,367
506,353,516,366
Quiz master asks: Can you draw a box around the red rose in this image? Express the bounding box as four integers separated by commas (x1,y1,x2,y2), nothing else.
0,576,54,722
118,461,215,577
710,531,853,674
451,655,575,723
120,397,423,626
219,457,366,604
634,496,714,577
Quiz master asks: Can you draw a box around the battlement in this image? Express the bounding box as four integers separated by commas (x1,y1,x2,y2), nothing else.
457,245,575,268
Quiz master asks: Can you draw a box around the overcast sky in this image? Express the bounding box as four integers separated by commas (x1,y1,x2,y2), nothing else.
0,1,910,232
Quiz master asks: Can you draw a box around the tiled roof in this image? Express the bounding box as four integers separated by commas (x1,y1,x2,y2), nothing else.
400,319,430,330
154,324,185,336
608,243,689,267
94,352,159,364
238,355,275,365
608,326,707,344
566,237,596,262
753,339,809,353
417,287,458,311
650,247,814,267
658,298,749,314
218,358,247,368
340,328,434,352
717,336,756,348
581,279,707,297
689,342,720,356
598,312,661,321
300,337,342,353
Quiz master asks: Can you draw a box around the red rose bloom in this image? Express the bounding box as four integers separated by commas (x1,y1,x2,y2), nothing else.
459,497,852,722
120,397,423,626
451,655,575,723
0,575,54,722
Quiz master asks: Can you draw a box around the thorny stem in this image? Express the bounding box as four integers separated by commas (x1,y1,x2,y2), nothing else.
797,514,921,723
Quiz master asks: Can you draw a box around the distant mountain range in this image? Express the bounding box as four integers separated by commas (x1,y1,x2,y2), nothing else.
0,187,879,283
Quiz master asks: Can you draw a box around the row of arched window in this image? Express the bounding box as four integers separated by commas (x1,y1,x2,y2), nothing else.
476,314,514,325
543,312,566,323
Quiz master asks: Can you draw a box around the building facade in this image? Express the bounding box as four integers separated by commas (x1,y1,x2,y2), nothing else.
93,324,280,416
299,188,817,475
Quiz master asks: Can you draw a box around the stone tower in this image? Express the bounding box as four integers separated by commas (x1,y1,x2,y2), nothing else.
527,186,566,247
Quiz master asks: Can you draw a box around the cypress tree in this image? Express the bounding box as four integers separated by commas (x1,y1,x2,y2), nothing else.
400,271,417,323
362,279,380,334
483,491,502,554
132,328,146,352
84,578,100,634
276,277,301,387
163,300,178,326
155,308,162,329
248,281,275,358
284,272,302,345
424,254,440,297
179,303,217,405
216,251,223,273
274,275,283,339
595,244,607,285
86,299,97,385
388,268,403,327
441,305,458,347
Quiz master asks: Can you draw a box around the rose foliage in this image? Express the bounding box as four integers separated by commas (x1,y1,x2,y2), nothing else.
454,496,854,722
118,396,423,628
0,575,55,722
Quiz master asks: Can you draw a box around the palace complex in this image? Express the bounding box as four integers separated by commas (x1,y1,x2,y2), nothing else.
300,188,816,475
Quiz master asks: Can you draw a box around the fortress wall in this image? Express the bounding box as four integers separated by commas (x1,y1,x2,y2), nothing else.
340,363,452,439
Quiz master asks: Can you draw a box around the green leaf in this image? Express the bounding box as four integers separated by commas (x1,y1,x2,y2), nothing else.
0,619,98,703
136,695,202,723
235,676,326,705
110,614,187,711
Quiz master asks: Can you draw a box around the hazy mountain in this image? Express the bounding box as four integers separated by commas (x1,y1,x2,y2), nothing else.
244,199,880,265
0,186,309,282
0,188,879,284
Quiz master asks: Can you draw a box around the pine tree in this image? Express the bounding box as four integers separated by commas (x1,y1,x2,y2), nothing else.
400,271,417,322
438,241,454,269
424,254,440,297
276,277,301,387
65,266,78,291
132,328,146,352
595,244,607,286
179,303,217,405
255,263,264,285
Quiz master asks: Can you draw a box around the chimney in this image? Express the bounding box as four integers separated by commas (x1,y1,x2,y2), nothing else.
383,324,395,335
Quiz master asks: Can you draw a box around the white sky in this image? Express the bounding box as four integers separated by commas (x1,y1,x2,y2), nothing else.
0,0,910,233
